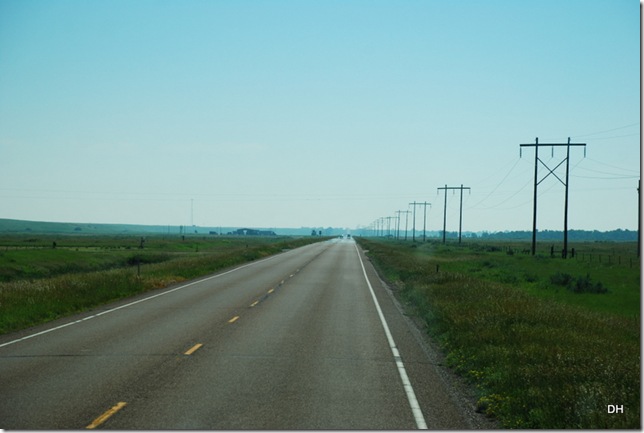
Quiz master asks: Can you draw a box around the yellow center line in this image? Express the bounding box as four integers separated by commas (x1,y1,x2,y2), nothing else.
184,343,203,355
228,315,240,323
250,300,259,307
267,288,275,294
86,402,127,429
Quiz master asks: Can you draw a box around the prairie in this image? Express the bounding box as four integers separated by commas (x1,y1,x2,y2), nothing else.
0,235,326,334
357,237,640,429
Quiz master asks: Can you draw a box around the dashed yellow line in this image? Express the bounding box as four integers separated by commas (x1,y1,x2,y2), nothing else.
267,288,275,294
184,343,203,355
228,315,240,323
250,300,259,307
86,402,127,429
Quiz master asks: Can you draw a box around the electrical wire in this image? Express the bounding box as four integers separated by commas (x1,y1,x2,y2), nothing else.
466,158,522,209
570,122,640,139
584,157,640,174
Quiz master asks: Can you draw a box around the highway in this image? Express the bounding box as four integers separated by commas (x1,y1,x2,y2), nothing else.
0,238,484,429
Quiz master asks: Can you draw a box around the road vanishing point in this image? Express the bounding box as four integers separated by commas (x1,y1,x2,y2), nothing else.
0,238,489,429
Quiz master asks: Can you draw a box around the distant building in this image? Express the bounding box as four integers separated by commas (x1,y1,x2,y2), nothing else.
231,228,276,236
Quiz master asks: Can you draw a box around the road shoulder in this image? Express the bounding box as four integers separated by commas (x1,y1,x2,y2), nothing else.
355,244,499,429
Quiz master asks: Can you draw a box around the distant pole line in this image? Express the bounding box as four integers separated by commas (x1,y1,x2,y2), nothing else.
520,137,586,257
437,185,470,244
638,179,641,257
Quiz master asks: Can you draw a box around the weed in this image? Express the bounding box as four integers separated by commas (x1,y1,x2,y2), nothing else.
551,272,608,294
569,274,607,294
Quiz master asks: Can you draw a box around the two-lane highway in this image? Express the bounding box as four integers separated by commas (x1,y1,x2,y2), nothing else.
0,238,481,429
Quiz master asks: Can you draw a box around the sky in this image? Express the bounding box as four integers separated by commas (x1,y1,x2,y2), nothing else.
0,0,640,233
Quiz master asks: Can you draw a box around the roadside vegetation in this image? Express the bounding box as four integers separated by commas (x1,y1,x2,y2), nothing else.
0,235,327,335
357,237,640,429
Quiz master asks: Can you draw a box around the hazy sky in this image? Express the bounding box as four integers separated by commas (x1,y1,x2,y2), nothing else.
0,0,640,232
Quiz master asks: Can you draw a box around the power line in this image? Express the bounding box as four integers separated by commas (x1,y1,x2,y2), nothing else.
584,157,640,174
467,158,521,209
577,133,639,141
570,122,639,139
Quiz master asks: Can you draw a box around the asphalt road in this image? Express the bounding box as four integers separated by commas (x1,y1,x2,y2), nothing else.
0,238,487,429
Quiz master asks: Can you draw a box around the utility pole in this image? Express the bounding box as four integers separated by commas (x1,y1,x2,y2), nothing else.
409,201,417,242
385,216,394,238
403,210,411,240
409,202,430,242
520,137,586,257
396,210,411,240
422,201,430,242
437,185,471,243
395,211,403,239
638,179,641,257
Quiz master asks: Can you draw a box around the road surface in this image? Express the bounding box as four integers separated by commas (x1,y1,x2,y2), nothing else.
0,238,487,429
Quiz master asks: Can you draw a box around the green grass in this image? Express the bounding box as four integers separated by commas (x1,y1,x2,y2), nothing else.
0,234,309,281
401,240,639,317
357,237,640,429
0,235,327,335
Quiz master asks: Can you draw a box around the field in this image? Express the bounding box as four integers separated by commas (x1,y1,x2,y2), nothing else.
0,234,326,335
412,240,640,317
356,237,640,429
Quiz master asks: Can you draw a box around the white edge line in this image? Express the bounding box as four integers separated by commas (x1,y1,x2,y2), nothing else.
354,243,428,430
0,251,287,349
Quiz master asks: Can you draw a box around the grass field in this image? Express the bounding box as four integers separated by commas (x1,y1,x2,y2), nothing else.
357,237,640,429
0,234,327,335
405,240,640,317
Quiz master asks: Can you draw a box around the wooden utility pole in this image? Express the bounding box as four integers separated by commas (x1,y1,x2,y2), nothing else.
409,202,431,242
422,202,430,242
385,216,394,238
409,202,417,242
398,210,411,240
395,211,404,239
520,137,586,257
437,185,470,243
